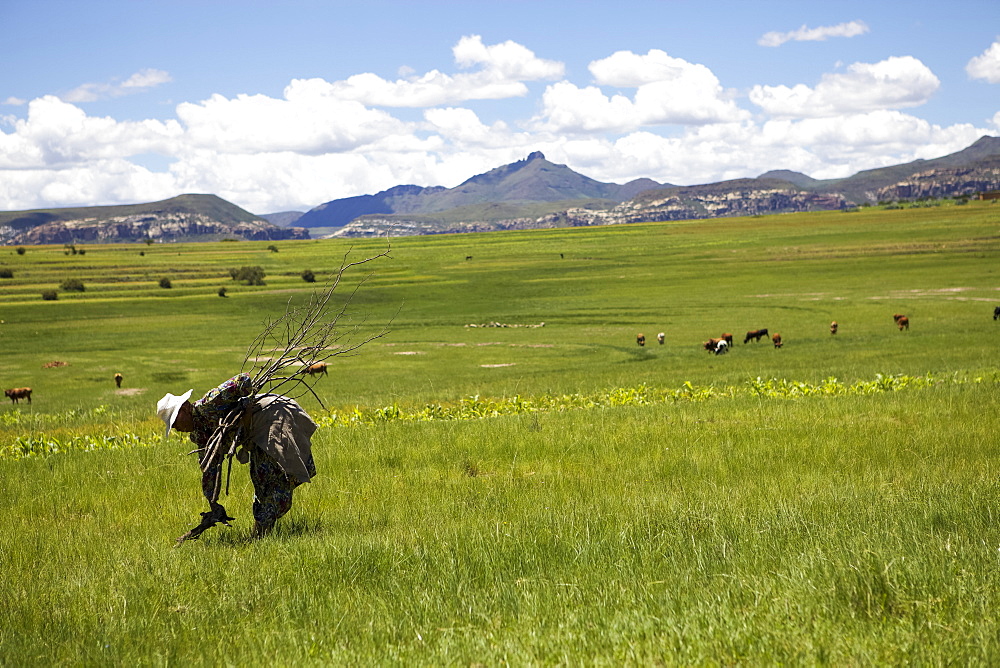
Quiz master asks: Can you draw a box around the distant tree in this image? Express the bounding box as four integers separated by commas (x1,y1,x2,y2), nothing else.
139,251,145,256
77,248,86,255
144,237,154,246
267,244,279,253
159,277,172,289
15,247,26,255
0,268,13,278
41,290,58,301
229,266,266,286
64,244,78,255
218,287,228,298
301,269,316,283
60,278,85,292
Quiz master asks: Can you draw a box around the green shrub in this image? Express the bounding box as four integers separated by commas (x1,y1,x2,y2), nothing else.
159,277,172,289
41,290,57,301
0,268,12,278
301,269,316,283
218,287,228,298
267,244,279,253
60,278,85,292
15,246,26,255
229,266,266,286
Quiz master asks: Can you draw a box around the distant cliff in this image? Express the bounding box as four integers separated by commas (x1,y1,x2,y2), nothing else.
0,194,308,245
328,179,849,237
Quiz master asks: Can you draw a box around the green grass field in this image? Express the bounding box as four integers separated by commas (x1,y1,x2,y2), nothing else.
1,201,999,664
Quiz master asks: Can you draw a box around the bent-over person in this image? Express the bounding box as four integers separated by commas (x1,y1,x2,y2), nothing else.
157,372,317,541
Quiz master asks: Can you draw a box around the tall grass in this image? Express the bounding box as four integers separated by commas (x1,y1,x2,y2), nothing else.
1,383,998,663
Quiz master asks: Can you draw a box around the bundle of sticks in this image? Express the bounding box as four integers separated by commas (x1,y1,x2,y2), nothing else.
175,245,393,546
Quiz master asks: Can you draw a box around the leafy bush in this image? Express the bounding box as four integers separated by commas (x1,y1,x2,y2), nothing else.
15,247,26,255
229,266,266,286
301,269,316,283
267,244,279,253
159,277,172,289
0,268,12,278
41,290,58,301
218,287,228,298
60,278,85,292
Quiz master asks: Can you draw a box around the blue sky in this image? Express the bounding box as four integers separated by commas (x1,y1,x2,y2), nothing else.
2,0,998,215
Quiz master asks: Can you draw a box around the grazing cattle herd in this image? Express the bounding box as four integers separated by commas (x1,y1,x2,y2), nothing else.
630,306,1000,359
2,308,998,409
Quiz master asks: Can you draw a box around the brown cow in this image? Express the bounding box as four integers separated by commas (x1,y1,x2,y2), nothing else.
744,328,768,344
703,337,723,353
721,332,733,346
894,315,910,331
5,387,32,404
636,333,645,347
114,372,123,388
772,333,783,348
657,332,665,345
830,321,838,335
304,362,328,376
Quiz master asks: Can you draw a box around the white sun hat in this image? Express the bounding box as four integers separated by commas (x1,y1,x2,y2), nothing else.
156,389,193,439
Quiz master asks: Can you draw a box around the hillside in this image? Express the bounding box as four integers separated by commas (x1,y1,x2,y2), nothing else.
0,194,309,245
296,151,667,229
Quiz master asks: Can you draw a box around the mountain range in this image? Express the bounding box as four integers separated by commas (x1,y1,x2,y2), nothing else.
295,136,1000,238
2,137,998,244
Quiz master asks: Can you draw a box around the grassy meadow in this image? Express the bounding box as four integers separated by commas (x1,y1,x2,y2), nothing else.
1,201,1000,664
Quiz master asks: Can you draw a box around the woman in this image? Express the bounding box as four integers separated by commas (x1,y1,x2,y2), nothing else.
157,372,317,540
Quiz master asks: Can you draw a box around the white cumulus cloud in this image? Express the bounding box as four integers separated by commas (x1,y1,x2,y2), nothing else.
749,56,940,118
176,83,409,154
535,49,748,133
966,39,1000,83
759,20,869,47
327,35,563,107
